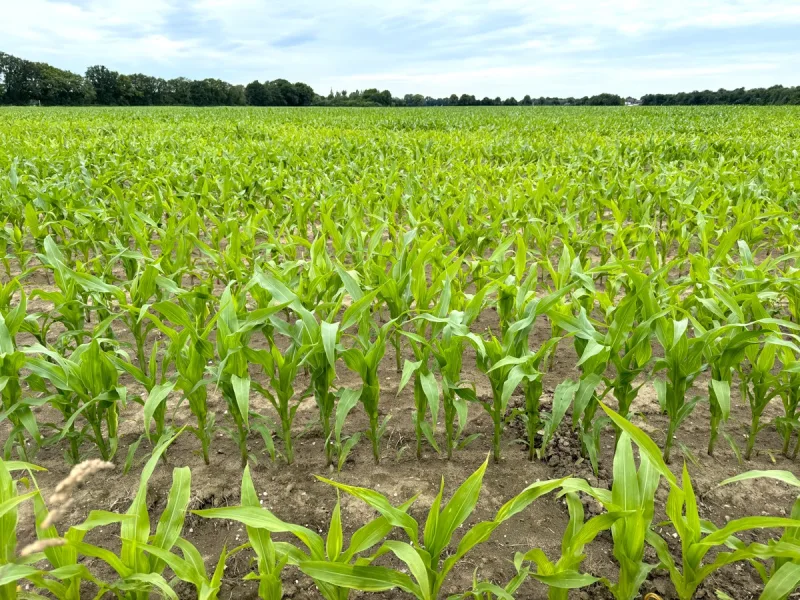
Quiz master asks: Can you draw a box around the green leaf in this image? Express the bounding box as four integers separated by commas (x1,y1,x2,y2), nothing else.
345,510,404,561
341,288,382,330
759,562,800,600
299,561,421,596
70,271,122,296
423,479,444,551
152,301,194,330
420,370,440,427
140,542,203,589
0,490,38,519
326,497,343,561
702,516,800,546
600,402,678,487
0,564,41,587
541,379,579,452
720,470,800,490
710,379,731,422
338,433,361,472
231,374,251,429
240,465,281,571
429,459,488,558
398,360,423,394
335,389,362,440
384,540,431,597
150,467,192,573
122,430,182,568
0,315,13,355
612,433,641,512
193,506,324,558
125,572,179,600
4,461,46,473
321,321,339,370
316,476,419,545
69,540,132,579
577,339,606,367
528,571,600,589
143,381,176,438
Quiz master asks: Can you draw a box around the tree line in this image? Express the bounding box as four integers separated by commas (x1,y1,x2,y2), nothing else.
3,51,798,108
0,52,625,108
319,91,626,106
0,53,313,107
641,85,800,106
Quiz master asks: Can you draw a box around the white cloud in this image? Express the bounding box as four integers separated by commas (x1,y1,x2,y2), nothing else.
1,0,798,97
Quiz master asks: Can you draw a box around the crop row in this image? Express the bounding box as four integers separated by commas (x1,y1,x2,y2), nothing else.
2,110,799,476
2,219,800,471
3,411,800,600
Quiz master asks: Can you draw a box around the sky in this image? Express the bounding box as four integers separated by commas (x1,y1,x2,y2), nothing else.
2,0,799,98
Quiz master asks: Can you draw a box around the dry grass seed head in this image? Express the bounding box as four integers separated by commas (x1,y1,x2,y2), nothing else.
19,537,67,557
41,459,114,528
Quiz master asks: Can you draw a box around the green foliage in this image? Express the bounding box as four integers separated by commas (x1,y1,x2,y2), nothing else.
303,458,571,599
3,105,800,600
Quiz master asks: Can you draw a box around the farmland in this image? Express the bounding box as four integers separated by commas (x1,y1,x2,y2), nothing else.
2,105,800,599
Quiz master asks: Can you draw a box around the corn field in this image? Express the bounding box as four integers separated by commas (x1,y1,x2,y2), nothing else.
2,105,800,599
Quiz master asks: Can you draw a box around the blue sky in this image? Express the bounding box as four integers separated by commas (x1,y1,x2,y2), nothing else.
2,0,799,98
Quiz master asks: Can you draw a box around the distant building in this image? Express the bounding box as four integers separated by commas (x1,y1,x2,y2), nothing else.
625,97,641,106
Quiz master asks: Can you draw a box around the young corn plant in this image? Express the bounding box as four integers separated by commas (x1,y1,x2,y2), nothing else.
561,268,664,447
513,492,628,599
487,259,577,462
215,285,256,467
33,235,123,351
446,569,528,600
341,319,395,464
191,466,286,599
604,303,658,446
148,292,218,464
194,466,416,600
251,342,304,465
648,464,800,600
215,284,291,466
118,262,165,376
474,322,575,463
409,286,489,459
700,325,761,457
472,334,511,463
738,336,795,461
720,470,800,598
397,353,441,458
560,429,660,600
604,432,660,600
141,540,240,600
511,340,568,461
603,403,800,600
653,318,706,463
113,341,175,447
255,268,374,466
396,266,459,459
25,340,125,463
369,232,415,373
31,432,188,600
0,458,45,600
548,307,609,472
433,339,479,460
331,388,363,472
778,355,800,458
302,458,571,600
687,285,751,456
0,286,41,461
